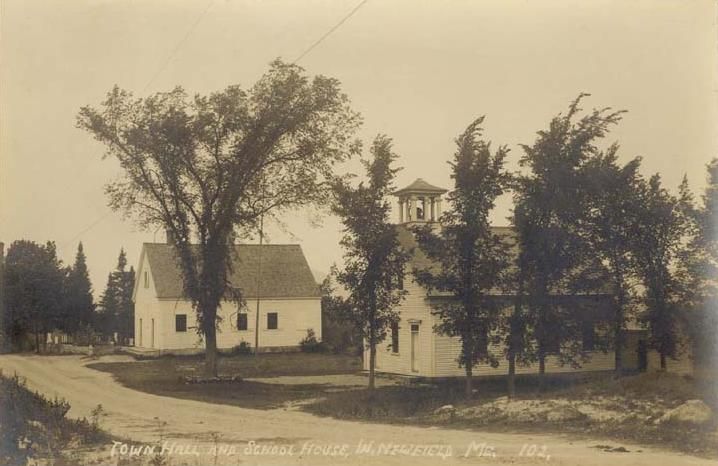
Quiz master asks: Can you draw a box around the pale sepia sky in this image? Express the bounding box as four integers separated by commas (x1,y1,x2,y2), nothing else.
1,0,716,295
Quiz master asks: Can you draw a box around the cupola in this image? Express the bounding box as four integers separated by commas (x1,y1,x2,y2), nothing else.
393,178,447,224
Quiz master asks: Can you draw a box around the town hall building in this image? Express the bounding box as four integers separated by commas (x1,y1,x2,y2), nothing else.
132,240,321,355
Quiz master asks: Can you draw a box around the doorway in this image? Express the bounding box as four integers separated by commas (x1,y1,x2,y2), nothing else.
151,318,155,348
410,324,419,372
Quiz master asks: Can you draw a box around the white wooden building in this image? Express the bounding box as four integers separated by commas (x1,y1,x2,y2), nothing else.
133,242,321,354
366,179,694,378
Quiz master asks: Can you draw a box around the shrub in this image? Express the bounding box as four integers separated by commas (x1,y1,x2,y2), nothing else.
299,329,327,353
0,371,107,465
231,341,252,355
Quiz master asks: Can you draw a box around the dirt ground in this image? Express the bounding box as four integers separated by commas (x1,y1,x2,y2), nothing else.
0,354,714,466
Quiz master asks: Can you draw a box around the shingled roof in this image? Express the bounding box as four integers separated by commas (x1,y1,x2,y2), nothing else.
140,243,320,299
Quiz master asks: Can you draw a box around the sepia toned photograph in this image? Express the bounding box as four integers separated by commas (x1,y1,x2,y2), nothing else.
0,0,717,464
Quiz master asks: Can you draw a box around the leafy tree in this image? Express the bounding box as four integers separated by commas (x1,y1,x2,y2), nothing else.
631,174,688,369
319,272,361,355
78,59,360,375
332,135,409,390
677,160,718,370
502,216,533,398
514,94,623,385
4,241,65,352
582,150,643,373
64,242,95,334
413,117,512,399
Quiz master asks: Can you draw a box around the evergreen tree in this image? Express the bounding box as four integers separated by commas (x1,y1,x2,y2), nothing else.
116,250,135,343
97,249,134,342
97,272,119,339
332,135,410,390
413,117,512,399
65,242,95,334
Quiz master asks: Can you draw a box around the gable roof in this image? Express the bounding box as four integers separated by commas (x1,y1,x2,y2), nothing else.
393,178,448,196
139,243,320,300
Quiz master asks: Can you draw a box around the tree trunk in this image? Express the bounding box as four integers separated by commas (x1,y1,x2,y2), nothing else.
205,326,218,377
538,351,546,392
660,352,666,371
200,297,220,377
368,319,376,390
509,277,523,399
507,352,516,399
465,362,473,400
613,283,626,375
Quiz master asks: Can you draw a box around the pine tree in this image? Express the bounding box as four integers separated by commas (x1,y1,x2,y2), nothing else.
116,250,135,343
97,249,134,343
332,135,410,390
413,117,512,399
65,242,95,335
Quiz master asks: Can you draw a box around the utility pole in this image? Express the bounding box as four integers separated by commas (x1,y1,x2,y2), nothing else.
254,180,265,356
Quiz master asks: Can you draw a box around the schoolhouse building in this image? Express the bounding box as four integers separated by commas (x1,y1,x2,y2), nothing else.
366,179,694,378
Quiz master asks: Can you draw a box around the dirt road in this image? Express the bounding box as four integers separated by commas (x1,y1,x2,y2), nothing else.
0,354,713,466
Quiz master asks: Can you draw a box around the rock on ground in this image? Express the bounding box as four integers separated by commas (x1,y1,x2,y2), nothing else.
659,400,713,426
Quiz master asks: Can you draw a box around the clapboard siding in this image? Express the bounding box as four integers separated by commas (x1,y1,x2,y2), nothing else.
366,278,435,376
433,332,615,377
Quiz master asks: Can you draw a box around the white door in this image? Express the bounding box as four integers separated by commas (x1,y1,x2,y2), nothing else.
411,324,419,372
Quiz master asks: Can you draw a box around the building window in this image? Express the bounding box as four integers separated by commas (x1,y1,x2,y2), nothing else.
267,312,278,330
582,321,595,351
144,271,149,288
237,313,248,331
175,314,187,332
391,321,399,353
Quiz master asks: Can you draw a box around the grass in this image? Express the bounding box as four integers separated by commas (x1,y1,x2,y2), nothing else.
88,352,363,409
305,372,718,457
0,371,111,465
87,354,717,457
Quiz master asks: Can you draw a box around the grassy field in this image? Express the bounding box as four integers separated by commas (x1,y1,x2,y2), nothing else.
88,352,363,409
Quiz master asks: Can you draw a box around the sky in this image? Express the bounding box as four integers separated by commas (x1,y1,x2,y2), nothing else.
1,0,717,297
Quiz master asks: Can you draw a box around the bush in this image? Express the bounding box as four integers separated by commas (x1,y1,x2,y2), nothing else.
299,329,327,353
231,341,252,355
0,371,107,465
